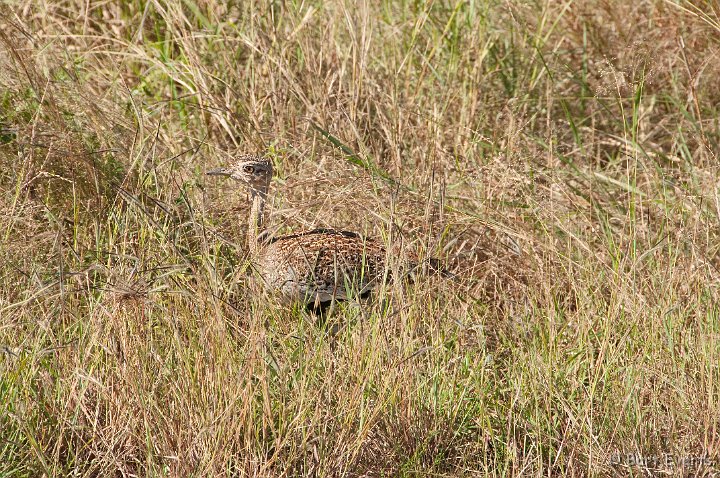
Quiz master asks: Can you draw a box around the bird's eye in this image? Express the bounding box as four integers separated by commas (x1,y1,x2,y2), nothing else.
243,165,255,174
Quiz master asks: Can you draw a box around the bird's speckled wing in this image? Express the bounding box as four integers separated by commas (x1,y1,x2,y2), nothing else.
256,229,388,304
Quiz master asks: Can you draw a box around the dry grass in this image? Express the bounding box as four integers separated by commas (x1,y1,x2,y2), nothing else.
1,0,719,476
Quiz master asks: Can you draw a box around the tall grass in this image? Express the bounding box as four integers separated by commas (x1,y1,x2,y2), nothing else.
0,0,718,476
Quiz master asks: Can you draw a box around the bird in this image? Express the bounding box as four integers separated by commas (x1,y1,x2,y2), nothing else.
207,154,447,313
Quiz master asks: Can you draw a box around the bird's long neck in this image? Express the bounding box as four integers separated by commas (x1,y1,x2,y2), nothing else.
247,190,266,256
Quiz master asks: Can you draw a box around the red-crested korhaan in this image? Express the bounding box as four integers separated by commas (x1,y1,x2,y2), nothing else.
207,154,447,312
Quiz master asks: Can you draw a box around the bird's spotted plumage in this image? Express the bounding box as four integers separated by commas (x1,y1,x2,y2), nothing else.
208,155,445,309
257,229,387,304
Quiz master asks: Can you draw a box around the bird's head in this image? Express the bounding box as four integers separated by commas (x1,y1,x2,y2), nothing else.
207,154,273,195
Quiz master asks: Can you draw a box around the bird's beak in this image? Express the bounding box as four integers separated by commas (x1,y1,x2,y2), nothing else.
206,167,230,176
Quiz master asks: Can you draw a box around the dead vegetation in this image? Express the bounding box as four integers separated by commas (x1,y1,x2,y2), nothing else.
1,0,719,476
